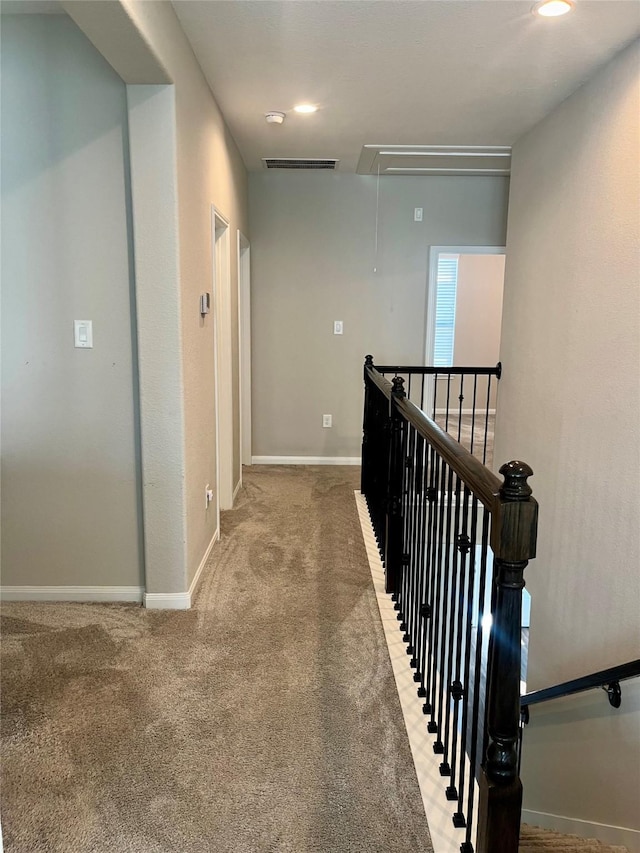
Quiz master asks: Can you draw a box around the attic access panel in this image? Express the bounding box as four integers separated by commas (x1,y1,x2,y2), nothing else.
356,145,511,176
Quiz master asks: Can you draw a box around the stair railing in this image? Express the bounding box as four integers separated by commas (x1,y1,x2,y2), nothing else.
373,361,501,466
361,355,538,853
519,658,640,762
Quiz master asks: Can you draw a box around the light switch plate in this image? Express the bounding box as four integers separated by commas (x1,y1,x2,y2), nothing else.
74,320,93,348
333,320,343,335
414,207,423,222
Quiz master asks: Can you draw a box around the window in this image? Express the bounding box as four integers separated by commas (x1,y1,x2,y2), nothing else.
433,254,459,367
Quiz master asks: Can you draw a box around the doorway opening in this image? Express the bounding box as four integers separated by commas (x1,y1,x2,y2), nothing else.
426,246,505,370
237,232,252,470
425,246,506,461
212,207,233,512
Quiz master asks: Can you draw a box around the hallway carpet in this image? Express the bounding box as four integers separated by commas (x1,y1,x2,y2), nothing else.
1,466,433,853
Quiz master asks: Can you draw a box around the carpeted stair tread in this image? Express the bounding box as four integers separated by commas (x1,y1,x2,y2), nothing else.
520,824,629,852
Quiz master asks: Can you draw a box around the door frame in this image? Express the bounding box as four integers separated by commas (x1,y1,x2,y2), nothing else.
237,231,252,469
212,206,233,514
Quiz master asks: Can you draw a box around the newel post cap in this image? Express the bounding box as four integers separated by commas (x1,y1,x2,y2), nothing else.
499,460,534,501
391,375,406,397
364,354,374,366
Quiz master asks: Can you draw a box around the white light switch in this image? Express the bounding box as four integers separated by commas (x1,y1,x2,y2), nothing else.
333,320,343,335
414,207,423,222
74,320,93,348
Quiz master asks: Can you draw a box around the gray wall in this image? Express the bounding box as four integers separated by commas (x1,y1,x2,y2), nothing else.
1,15,143,588
118,0,250,583
495,40,640,844
249,171,509,458
62,0,251,595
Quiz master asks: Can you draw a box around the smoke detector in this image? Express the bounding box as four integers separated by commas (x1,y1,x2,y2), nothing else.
265,112,286,125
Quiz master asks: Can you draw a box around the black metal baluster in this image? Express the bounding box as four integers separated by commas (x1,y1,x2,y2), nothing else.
441,472,463,788
455,492,480,832
457,374,465,444
379,386,390,554
445,373,452,431
470,375,478,459
398,421,413,629
422,444,440,712
434,461,455,755
385,377,406,596
420,373,426,411
462,509,491,853
389,391,400,607
483,375,492,465
427,454,447,734
412,435,428,683
403,426,418,657
410,429,423,666
448,484,472,822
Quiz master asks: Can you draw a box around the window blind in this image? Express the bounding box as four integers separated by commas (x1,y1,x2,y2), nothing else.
433,256,459,367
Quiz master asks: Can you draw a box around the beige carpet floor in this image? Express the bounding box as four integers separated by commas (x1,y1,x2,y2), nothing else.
1,466,433,853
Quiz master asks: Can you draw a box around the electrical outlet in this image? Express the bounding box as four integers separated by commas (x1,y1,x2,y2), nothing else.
322,414,332,428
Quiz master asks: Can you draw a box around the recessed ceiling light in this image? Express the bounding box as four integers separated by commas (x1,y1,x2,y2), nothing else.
532,0,574,17
293,104,318,114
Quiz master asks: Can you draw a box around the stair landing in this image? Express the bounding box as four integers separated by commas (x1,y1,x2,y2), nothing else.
520,824,629,852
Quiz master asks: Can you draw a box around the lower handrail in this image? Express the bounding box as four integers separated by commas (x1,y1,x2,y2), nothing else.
521,658,640,713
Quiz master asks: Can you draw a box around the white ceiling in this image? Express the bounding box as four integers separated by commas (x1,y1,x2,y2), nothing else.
172,0,639,172
1,1,64,12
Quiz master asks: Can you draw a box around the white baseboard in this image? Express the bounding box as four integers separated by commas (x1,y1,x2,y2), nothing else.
0,586,143,603
522,809,640,852
143,591,190,610
144,528,218,610
251,455,361,466
189,528,218,601
354,490,468,853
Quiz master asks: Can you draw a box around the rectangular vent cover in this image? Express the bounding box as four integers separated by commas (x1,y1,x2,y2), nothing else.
263,158,338,170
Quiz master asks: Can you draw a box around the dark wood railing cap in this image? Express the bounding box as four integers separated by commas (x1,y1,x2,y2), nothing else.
499,461,533,502
364,354,374,366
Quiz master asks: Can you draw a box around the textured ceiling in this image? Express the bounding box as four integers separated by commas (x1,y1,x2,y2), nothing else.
172,0,639,172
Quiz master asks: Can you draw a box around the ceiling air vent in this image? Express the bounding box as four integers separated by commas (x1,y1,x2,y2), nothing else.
262,158,339,170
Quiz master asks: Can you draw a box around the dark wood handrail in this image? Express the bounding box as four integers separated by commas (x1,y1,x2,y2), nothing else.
376,362,502,377
521,659,640,710
366,364,502,509
394,393,502,511
365,363,393,400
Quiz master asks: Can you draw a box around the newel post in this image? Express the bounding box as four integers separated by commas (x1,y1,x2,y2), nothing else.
477,461,538,853
361,355,374,495
384,376,406,595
